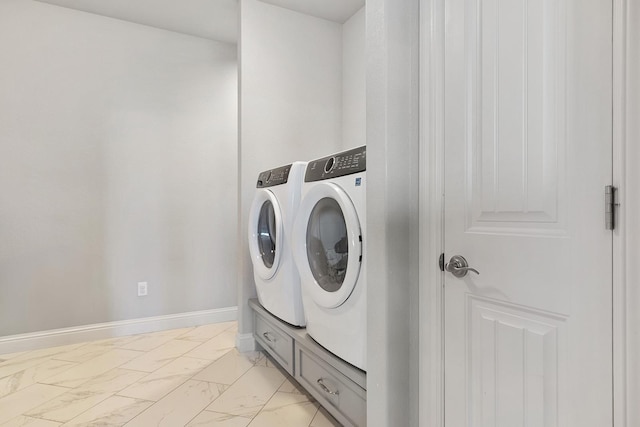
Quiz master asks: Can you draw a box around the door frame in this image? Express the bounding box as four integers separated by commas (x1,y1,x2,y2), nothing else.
417,0,637,425
418,0,445,425
612,1,640,426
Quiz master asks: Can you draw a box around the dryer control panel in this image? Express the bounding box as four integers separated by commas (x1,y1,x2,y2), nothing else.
305,146,366,182
256,164,291,188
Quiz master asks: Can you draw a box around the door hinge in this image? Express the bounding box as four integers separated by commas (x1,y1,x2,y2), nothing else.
439,253,445,272
605,185,618,230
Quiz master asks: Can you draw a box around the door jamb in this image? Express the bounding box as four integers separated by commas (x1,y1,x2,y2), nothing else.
418,0,445,425
613,0,638,426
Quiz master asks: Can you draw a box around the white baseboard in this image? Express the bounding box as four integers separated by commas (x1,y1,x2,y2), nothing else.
236,332,257,353
0,306,237,355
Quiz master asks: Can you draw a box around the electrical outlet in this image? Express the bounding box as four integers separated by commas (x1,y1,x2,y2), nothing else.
137,282,148,297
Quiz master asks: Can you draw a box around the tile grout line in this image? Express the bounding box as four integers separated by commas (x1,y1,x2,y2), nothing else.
122,341,240,426
30,338,206,425
183,349,280,425
9,335,179,424
25,353,160,424
0,386,79,425
0,360,80,398
174,328,236,344
179,347,257,426
54,393,155,426
28,367,138,426
2,323,246,426
113,344,236,407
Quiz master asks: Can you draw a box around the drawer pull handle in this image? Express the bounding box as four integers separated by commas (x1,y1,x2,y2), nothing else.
317,378,339,396
262,332,276,343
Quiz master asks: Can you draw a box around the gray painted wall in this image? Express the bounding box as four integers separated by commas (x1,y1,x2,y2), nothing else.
366,0,420,425
343,7,367,149
0,0,238,336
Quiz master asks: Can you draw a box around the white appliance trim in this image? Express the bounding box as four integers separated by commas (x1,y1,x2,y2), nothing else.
293,181,363,309
419,0,634,426
248,188,284,281
247,162,307,328
0,306,237,355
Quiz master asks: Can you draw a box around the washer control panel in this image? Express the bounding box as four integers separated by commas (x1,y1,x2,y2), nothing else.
305,146,366,182
256,164,291,188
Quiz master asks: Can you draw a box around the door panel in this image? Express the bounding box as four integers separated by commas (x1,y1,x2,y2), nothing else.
443,0,613,425
468,0,566,235
468,296,565,426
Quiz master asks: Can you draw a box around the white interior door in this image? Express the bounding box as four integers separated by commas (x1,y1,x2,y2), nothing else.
443,0,613,426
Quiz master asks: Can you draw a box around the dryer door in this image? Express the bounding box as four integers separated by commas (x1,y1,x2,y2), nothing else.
248,189,283,280
294,183,362,309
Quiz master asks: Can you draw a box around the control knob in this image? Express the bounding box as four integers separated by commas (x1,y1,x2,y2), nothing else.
324,157,336,173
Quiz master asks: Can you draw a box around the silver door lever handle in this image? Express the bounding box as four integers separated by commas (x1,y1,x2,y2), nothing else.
445,255,480,278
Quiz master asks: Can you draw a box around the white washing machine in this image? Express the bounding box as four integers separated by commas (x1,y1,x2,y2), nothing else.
292,146,367,371
248,162,307,327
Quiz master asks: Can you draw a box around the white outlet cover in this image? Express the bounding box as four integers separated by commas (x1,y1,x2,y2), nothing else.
137,282,148,296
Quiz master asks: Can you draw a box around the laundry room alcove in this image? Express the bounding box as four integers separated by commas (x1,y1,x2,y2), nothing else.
236,0,374,425
237,0,366,362
237,0,420,425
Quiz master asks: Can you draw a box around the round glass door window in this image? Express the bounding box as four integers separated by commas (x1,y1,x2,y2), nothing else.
257,201,277,268
306,197,349,292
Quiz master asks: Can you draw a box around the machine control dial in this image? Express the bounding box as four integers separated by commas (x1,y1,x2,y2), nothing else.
324,157,336,173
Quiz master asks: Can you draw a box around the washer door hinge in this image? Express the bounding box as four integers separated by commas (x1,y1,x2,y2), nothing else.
439,253,445,272
605,185,619,230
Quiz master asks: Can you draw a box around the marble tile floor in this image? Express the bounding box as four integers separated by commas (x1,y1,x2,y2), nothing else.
0,322,341,427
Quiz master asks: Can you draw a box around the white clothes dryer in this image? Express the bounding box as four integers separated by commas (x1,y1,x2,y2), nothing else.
248,162,306,327
292,146,367,371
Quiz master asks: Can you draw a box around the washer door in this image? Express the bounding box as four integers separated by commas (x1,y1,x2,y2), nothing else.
294,183,362,309
248,189,283,280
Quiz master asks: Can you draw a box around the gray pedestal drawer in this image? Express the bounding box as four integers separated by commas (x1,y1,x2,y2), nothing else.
295,343,366,427
249,299,366,427
253,309,294,375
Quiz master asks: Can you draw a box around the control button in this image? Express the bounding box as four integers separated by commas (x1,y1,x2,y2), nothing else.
324,157,336,173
